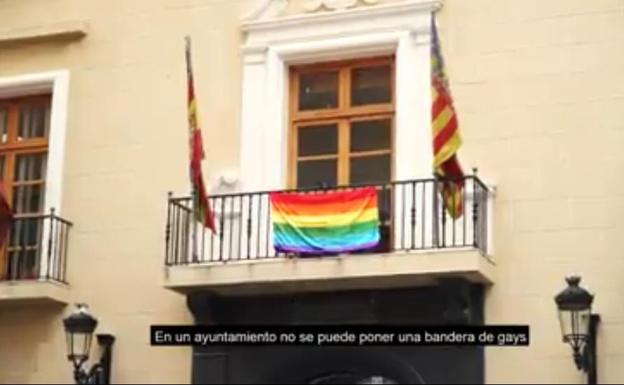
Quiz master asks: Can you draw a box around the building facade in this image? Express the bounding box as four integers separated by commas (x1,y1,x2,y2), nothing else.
1,0,623,383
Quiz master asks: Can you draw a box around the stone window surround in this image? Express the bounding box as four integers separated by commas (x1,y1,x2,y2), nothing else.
0,70,70,215
0,71,70,278
238,0,495,256
239,0,442,192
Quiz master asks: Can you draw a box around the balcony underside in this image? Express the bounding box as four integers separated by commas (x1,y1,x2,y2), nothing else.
0,280,70,306
165,248,495,296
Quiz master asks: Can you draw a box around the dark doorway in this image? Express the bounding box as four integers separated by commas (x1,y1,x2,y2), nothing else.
188,284,484,384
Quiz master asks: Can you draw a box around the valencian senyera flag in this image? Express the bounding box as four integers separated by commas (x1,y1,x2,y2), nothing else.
270,187,380,255
185,37,217,233
0,182,12,248
431,14,466,219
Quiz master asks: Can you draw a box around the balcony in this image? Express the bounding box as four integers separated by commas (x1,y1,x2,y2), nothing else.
0,210,72,306
164,176,495,295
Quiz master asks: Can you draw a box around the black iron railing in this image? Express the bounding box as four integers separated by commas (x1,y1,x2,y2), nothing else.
1,209,72,283
165,176,490,266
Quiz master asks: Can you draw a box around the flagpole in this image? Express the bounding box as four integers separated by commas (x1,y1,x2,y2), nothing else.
186,36,199,264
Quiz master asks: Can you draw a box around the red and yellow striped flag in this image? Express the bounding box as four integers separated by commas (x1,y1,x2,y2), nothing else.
186,37,217,233
431,14,465,219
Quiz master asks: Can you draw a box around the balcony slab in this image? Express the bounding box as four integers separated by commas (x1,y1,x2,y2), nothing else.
0,280,70,307
165,248,495,296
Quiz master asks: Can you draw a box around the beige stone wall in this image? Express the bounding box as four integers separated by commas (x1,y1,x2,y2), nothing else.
437,0,624,383
0,0,247,383
1,0,624,383
0,306,69,383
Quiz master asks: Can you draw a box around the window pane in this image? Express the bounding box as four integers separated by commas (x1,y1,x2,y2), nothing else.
18,102,50,141
350,155,391,185
350,119,391,152
9,217,42,247
298,124,338,156
299,71,339,111
0,106,7,144
351,65,392,106
12,185,45,214
14,153,47,181
7,247,40,280
297,159,337,189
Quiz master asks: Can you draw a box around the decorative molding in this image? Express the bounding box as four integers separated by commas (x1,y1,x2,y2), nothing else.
212,170,241,195
303,0,357,12
242,45,269,64
0,20,87,48
241,0,290,22
303,0,382,13
241,0,388,21
242,0,441,32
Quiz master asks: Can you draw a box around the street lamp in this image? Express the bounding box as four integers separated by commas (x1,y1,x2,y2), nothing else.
63,303,115,384
554,276,600,385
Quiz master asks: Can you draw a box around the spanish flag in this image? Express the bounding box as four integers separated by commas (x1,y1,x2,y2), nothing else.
431,14,465,219
185,37,217,233
0,182,12,247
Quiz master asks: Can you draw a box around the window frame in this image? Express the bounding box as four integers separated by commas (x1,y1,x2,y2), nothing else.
0,94,51,215
0,95,52,280
288,56,396,189
0,70,70,279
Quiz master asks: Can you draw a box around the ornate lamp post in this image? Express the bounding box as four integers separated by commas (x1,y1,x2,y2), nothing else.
63,303,115,384
554,276,600,385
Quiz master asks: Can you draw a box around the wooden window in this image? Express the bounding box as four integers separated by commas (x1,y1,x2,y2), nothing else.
289,57,395,253
0,94,51,279
289,56,395,189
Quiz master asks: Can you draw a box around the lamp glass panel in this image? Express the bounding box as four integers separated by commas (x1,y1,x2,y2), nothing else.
65,331,73,359
558,308,591,349
576,308,591,340
68,331,93,363
82,332,93,359
559,310,573,337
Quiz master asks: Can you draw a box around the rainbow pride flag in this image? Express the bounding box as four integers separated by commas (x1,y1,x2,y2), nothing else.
270,187,380,255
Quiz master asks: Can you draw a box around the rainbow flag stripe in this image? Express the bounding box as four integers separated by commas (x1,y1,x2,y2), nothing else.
270,187,381,254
